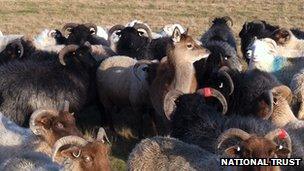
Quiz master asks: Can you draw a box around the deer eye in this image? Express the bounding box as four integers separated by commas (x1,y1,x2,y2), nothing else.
83,155,92,163
187,43,193,49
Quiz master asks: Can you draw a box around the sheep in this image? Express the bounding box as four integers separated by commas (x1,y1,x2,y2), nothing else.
0,43,99,126
0,101,82,161
96,55,158,137
108,22,171,60
149,27,210,135
96,26,109,41
239,20,304,62
128,136,220,171
62,23,109,46
170,93,303,170
33,29,66,49
1,128,110,171
159,23,186,37
52,128,111,171
200,16,236,51
201,67,291,120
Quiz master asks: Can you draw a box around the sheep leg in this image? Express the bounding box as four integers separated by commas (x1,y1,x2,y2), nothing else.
134,107,144,139
148,109,159,136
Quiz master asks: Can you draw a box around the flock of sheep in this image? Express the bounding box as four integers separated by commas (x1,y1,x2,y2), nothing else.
0,16,304,170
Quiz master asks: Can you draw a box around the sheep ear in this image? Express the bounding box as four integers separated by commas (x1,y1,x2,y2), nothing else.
61,146,82,159
256,90,273,119
224,145,240,157
275,146,290,158
164,89,183,120
272,85,292,104
172,27,181,43
272,28,291,45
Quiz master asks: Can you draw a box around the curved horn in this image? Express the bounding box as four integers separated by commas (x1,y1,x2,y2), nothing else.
84,23,98,34
29,109,58,135
217,128,251,149
196,87,228,115
133,23,152,39
52,135,88,162
223,16,233,27
97,127,110,144
265,129,292,157
108,24,125,37
12,39,24,58
164,89,184,120
58,44,79,66
272,85,292,104
260,90,274,120
218,66,234,95
62,23,79,32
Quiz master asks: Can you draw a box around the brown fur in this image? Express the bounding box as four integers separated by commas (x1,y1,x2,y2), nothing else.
59,141,111,171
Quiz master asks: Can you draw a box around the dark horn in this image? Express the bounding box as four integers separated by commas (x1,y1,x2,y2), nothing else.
108,24,125,37
58,44,79,66
218,66,234,95
217,128,251,149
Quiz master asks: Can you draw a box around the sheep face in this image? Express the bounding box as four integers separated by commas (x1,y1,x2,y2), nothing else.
0,39,24,64
247,38,279,72
65,25,96,45
33,110,82,146
60,141,110,171
116,27,151,56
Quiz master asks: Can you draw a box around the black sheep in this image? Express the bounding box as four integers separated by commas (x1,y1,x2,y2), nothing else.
0,43,98,126
63,23,109,46
204,68,291,119
109,23,170,60
200,16,237,51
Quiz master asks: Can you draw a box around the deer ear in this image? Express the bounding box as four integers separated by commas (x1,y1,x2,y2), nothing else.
61,146,82,159
172,27,181,43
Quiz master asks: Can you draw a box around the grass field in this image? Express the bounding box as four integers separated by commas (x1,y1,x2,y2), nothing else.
1,0,304,170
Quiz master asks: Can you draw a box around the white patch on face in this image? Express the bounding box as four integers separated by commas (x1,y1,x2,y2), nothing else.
248,38,278,72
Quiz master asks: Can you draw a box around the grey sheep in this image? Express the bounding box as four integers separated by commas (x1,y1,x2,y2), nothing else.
128,136,220,171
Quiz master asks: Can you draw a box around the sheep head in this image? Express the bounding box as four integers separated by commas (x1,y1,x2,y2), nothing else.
164,87,227,120
113,23,152,57
0,38,24,63
218,128,292,159
168,27,210,65
29,101,83,146
52,128,111,171
63,23,98,45
58,43,97,69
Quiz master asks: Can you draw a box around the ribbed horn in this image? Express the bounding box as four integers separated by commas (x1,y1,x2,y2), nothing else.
133,23,152,39
108,24,125,37
218,66,234,95
84,23,98,34
58,44,79,65
265,129,292,158
62,23,79,32
217,128,251,149
52,135,88,162
29,109,58,135
196,87,228,115
164,89,184,120
223,16,233,27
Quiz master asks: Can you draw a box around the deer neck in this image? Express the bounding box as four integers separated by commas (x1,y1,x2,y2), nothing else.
171,61,196,94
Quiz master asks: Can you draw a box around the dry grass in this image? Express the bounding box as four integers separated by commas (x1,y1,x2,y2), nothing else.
1,0,304,170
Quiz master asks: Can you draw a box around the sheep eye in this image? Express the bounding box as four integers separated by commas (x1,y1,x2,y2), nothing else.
138,31,144,36
56,122,64,129
83,155,92,162
219,82,224,88
187,43,193,49
72,52,76,55
224,57,228,60
17,50,21,54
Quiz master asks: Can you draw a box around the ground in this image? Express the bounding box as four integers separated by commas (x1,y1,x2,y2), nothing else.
1,0,304,170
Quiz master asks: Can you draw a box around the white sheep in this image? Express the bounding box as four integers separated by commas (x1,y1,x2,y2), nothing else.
96,26,109,41
128,136,220,171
